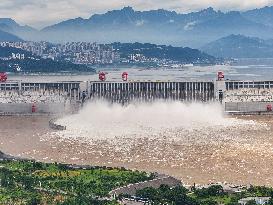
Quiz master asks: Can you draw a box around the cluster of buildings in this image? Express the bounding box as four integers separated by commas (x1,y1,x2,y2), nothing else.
0,53,25,61
0,41,201,67
0,41,121,65
11,53,25,60
0,41,213,67
128,54,165,64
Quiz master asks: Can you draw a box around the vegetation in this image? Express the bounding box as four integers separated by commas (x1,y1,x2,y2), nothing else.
134,184,273,205
112,42,216,64
0,29,22,42
201,34,273,58
0,58,94,73
0,46,31,57
0,46,94,73
0,159,153,205
3,159,273,205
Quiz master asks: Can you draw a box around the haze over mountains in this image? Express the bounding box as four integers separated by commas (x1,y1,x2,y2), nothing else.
0,18,36,40
202,34,273,58
1,6,273,49
0,29,22,42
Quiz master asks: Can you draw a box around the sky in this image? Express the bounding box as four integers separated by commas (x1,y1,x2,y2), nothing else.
0,0,273,29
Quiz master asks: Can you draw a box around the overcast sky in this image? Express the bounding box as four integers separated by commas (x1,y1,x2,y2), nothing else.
0,0,273,29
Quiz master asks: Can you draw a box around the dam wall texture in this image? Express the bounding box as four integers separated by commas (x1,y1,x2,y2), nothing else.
87,80,273,113
224,81,273,113
89,81,215,103
225,102,273,113
0,102,66,115
225,81,273,90
0,81,81,100
0,81,82,115
2,79,273,114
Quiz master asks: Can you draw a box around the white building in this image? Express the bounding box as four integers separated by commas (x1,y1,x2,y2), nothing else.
238,197,271,205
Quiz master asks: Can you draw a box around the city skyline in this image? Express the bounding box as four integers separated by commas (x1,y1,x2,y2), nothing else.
1,0,273,29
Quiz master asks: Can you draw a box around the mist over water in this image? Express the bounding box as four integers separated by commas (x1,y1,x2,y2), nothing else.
55,100,261,141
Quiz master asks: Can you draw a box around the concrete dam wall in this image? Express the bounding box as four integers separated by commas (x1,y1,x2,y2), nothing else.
89,81,215,103
0,81,82,115
1,79,273,114
0,102,66,115
225,102,273,113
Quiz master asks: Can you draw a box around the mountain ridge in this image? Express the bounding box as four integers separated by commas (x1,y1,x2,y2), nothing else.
0,29,23,42
38,6,273,47
2,6,273,47
201,34,273,58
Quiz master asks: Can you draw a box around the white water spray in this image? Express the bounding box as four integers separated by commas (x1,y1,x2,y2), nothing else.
55,100,262,141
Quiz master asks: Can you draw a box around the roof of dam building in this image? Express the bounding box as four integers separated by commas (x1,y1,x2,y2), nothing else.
2,68,222,82
0,80,83,83
3,73,273,84
4,79,208,83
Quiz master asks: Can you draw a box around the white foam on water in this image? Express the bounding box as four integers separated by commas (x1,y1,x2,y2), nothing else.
52,100,265,142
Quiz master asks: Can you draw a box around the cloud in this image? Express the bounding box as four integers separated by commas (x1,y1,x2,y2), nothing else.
0,0,273,29
136,20,145,26
184,21,198,31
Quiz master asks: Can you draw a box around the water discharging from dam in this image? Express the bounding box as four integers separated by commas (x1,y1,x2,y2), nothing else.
40,101,273,185
55,100,264,142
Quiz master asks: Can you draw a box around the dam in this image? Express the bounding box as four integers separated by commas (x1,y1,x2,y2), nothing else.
0,81,81,115
88,81,215,103
1,78,273,114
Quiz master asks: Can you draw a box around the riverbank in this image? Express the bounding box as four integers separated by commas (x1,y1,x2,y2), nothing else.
1,115,273,186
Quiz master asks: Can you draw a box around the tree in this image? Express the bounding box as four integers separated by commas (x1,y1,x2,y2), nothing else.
195,185,225,198
136,187,161,203
26,196,41,205
0,174,10,187
267,198,273,205
21,176,34,190
245,200,257,205
200,198,218,205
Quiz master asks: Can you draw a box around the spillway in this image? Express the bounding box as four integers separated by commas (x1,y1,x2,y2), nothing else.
88,81,215,103
1,79,273,114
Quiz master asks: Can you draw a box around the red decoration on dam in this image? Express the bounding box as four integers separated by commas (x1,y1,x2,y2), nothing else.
0,72,7,82
217,71,224,81
122,72,128,81
99,72,107,81
267,104,272,112
32,104,36,113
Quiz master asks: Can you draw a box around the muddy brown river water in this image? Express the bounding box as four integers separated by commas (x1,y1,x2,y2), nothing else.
1,115,273,186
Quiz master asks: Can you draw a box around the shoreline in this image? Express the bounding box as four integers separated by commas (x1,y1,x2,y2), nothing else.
0,150,252,190
1,114,273,186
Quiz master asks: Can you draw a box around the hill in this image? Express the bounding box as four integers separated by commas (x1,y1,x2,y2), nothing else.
112,42,216,64
201,34,273,58
191,11,270,40
37,6,273,47
0,18,37,40
0,58,94,73
0,46,31,57
0,158,152,204
1,157,273,205
0,46,93,72
0,29,22,42
3,6,273,47
242,6,273,27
